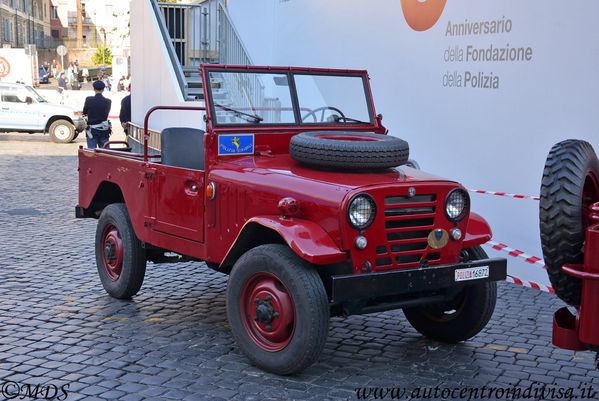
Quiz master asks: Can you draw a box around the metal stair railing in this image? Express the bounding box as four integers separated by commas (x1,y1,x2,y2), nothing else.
151,0,189,99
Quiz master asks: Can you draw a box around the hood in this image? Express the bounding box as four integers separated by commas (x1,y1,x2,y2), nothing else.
210,154,459,210
37,102,80,116
215,154,456,189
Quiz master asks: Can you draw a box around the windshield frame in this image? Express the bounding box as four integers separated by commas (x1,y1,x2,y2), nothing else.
202,65,379,132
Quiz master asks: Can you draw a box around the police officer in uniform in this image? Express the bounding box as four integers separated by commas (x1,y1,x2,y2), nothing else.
82,80,112,148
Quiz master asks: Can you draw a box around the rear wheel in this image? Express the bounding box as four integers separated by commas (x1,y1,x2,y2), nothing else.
226,244,329,375
403,246,497,343
539,139,599,305
95,203,146,299
49,119,76,143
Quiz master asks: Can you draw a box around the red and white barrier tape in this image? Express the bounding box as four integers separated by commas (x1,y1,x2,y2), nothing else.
481,241,554,294
485,240,546,270
505,275,555,294
469,189,540,201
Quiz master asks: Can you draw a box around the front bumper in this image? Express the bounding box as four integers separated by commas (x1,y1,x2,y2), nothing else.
331,257,507,303
73,118,86,132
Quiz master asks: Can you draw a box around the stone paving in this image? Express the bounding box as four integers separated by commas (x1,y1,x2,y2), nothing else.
0,139,597,401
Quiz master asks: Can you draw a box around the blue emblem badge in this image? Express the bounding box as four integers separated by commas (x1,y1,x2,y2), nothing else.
435,230,443,241
218,134,254,156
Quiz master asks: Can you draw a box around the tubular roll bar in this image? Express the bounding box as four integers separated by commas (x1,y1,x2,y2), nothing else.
143,105,207,162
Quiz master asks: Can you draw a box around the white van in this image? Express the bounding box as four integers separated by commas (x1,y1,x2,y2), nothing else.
0,83,86,143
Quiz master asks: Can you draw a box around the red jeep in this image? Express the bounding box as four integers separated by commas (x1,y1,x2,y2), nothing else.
77,65,507,374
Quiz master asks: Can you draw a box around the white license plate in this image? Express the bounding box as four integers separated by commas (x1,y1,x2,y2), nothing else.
455,266,490,282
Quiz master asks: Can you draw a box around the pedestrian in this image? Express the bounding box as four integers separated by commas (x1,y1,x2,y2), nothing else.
51,60,57,78
102,73,112,92
117,76,125,92
82,80,112,149
57,73,67,104
82,67,89,83
119,85,131,138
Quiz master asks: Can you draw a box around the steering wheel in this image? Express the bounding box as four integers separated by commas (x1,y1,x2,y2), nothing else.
301,106,346,123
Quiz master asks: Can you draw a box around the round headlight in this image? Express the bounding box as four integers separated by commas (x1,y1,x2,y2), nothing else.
445,188,469,223
347,194,377,230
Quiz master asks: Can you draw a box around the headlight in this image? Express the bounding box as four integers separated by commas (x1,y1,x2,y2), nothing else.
347,193,377,230
445,188,469,223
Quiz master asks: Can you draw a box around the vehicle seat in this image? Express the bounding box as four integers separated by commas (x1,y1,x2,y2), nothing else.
161,127,205,170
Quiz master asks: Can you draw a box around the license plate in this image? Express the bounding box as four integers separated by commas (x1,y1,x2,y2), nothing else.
455,266,489,282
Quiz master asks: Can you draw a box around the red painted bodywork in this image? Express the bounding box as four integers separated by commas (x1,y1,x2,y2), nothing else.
78,65,493,275
553,203,599,351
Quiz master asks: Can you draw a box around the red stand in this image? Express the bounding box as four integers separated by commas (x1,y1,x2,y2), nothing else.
552,203,599,359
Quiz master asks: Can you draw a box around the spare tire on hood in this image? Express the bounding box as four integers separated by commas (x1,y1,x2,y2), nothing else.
289,131,409,170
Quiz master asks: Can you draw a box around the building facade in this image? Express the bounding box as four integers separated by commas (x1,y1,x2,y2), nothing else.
49,0,130,50
0,0,51,48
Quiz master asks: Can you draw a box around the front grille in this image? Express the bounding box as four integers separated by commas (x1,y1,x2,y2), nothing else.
376,193,440,269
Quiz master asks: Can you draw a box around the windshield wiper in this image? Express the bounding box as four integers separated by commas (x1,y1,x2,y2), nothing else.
215,103,263,123
334,115,369,125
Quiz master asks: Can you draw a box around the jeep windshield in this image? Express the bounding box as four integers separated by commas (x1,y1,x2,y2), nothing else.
205,68,374,127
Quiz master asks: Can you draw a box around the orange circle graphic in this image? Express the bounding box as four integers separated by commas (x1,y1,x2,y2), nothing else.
400,0,447,31
0,57,10,78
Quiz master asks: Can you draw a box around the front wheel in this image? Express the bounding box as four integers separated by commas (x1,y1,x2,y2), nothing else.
403,246,497,343
95,203,146,299
49,119,76,143
226,244,329,375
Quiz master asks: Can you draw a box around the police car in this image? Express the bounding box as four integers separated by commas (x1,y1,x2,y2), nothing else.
0,82,86,143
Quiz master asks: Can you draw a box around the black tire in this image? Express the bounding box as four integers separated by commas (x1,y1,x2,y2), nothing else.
403,246,497,343
226,244,329,375
290,131,409,170
539,139,599,305
49,119,76,143
95,203,146,299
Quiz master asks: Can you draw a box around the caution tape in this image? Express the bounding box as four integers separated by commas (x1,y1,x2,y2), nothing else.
469,189,540,201
481,241,554,294
505,275,555,294
485,240,546,270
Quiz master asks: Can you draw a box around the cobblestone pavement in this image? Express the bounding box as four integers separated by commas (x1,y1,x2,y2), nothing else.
0,146,598,401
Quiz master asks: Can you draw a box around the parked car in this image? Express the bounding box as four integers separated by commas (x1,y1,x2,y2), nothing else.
0,82,85,143
77,65,507,374
39,66,50,84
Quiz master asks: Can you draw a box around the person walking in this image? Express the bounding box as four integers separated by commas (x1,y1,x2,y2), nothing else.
82,80,112,148
119,85,131,138
57,73,67,104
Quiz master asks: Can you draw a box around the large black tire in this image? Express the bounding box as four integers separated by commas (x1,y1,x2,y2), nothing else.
403,246,497,343
226,244,329,375
540,139,599,305
49,119,76,143
290,131,409,170
95,203,146,299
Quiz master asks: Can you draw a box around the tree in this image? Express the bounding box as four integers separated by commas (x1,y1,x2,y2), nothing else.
92,46,112,66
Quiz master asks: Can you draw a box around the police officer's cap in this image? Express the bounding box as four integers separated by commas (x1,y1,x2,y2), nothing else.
93,80,105,90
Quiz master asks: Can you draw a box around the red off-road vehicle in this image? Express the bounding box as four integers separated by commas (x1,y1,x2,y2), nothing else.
540,140,599,366
77,65,507,374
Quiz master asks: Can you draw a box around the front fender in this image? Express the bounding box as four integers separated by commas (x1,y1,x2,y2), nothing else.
462,212,492,248
222,216,347,267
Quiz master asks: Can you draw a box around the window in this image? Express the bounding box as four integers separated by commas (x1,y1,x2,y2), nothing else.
4,20,11,42
50,5,57,20
51,29,59,38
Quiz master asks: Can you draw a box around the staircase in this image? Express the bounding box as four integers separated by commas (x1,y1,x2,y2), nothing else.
155,0,253,101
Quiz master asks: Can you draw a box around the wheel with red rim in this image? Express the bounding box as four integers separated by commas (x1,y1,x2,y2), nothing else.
95,203,146,299
227,244,329,375
290,131,409,170
540,139,599,305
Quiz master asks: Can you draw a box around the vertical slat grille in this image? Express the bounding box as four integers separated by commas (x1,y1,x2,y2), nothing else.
376,194,439,269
